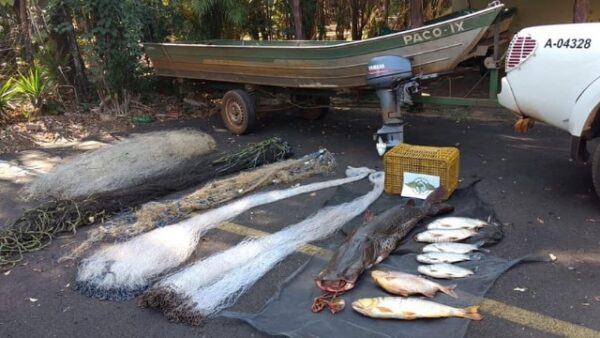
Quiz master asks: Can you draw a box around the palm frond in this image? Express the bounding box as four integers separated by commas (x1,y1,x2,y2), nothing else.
0,78,16,116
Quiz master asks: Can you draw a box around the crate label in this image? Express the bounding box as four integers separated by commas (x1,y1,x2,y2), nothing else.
401,172,440,199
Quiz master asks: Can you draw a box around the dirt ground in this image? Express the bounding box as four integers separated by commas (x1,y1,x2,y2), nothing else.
1,102,599,338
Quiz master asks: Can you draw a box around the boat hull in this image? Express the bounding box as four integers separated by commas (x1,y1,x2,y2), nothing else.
144,5,503,89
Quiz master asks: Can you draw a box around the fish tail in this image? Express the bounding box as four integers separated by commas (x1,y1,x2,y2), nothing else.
470,253,484,261
423,186,454,216
440,284,458,298
462,305,483,320
423,186,447,206
474,240,490,252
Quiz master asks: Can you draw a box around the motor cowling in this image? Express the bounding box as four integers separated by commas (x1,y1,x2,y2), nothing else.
367,56,416,156
367,56,413,89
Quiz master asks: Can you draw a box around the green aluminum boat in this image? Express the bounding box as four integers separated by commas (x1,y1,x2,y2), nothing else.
144,3,504,89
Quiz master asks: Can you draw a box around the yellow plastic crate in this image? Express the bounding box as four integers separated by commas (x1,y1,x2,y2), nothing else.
383,144,460,199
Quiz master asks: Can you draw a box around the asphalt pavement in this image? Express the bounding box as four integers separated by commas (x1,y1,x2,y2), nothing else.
1,109,599,338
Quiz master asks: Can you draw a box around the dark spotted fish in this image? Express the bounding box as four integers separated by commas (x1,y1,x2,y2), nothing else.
315,187,453,293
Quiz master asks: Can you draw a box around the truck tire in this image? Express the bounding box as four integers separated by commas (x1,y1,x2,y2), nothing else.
221,89,257,135
593,144,600,197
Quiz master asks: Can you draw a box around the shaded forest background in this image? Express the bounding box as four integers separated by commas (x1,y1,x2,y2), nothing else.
0,0,591,120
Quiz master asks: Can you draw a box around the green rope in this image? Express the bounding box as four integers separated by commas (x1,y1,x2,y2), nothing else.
0,200,106,270
212,137,291,174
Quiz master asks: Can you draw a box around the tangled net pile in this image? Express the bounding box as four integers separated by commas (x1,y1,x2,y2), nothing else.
1,137,291,270
62,149,336,261
75,167,372,301
140,171,384,325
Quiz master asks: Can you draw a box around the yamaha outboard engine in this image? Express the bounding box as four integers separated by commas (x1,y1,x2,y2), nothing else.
367,56,418,155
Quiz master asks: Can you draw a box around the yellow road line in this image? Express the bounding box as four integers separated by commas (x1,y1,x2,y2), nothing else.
217,222,331,257
216,222,600,338
480,299,599,338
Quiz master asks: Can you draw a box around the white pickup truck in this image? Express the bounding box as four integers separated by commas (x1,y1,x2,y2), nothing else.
498,23,600,195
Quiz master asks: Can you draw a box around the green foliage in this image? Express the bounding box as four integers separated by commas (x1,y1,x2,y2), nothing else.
189,0,249,39
35,41,68,85
83,0,145,93
0,78,16,117
139,0,185,42
14,66,52,118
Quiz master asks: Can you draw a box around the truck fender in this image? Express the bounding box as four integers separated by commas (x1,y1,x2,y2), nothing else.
569,75,600,138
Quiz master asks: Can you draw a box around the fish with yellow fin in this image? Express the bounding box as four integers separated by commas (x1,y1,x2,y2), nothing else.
352,297,482,321
371,270,458,298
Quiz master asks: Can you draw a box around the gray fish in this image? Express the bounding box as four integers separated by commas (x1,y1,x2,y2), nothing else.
417,252,483,264
418,263,474,279
422,241,488,254
415,228,478,243
427,217,489,230
315,187,454,293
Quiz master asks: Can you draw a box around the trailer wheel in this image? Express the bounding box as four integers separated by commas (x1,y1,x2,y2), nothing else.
221,89,256,135
301,107,329,120
592,143,600,197
296,95,330,120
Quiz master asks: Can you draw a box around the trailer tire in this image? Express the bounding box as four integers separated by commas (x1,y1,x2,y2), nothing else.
296,95,330,120
301,107,329,120
592,143,600,198
221,89,256,135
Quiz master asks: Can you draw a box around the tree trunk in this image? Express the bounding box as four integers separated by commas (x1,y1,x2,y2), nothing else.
291,0,304,39
350,0,360,40
14,0,33,63
334,0,348,40
573,0,590,23
50,4,90,102
382,0,390,24
317,0,326,40
409,0,423,29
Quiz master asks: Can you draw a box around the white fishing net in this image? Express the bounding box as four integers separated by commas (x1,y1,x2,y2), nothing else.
23,129,216,200
143,171,384,323
60,150,336,262
76,167,374,300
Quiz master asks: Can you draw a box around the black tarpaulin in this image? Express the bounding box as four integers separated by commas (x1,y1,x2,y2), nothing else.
221,182,541,338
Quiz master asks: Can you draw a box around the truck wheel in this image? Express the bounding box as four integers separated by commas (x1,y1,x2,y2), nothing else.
221,89,256,135
592,144,600,197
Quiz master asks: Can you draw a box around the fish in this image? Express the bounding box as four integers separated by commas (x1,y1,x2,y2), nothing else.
427,217,490,230
352,297,482,320
416,252,483,264
415,228,478,243
422,241,489,254
371,270,457,298
315,187,453,294
418,263,474,279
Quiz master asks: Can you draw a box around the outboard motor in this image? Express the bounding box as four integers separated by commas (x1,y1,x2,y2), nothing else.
367,56,418,155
